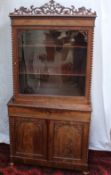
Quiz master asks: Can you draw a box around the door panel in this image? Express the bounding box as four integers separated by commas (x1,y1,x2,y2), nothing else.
49,120,88,164
15,117,47,160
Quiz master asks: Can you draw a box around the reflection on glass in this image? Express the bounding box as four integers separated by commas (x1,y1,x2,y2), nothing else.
18,30,87,96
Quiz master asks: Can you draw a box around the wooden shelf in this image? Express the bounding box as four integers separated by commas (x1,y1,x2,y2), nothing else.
19,72,86,77
18,43,87,49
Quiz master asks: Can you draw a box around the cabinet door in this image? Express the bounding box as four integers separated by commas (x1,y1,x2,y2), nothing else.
49,120,89,164
18,29,87,97
14,117,47,160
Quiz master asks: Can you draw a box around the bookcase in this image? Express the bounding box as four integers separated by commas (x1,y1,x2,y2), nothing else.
8,0,96,171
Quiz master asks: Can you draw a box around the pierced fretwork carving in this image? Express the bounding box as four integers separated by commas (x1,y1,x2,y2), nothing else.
10,0,96,17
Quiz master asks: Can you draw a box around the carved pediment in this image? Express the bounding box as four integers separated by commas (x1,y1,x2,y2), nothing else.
10,0,96,17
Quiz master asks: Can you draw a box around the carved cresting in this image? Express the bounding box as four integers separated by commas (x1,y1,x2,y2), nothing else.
10,0,96,17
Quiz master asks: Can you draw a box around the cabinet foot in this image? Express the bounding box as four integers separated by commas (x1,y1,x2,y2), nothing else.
83,171,89,175
10,162,14,167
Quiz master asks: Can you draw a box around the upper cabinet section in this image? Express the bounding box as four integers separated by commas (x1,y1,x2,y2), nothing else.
10,0,96,105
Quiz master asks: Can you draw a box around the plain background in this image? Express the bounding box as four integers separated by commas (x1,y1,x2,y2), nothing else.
0,0,111,151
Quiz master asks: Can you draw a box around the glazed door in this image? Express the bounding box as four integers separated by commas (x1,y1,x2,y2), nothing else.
48,120,89,165
14,117,47,161
18,29,87,97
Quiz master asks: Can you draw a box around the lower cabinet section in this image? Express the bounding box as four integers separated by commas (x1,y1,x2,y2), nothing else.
8,104,90,170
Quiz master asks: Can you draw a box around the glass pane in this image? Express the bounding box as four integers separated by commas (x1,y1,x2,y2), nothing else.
18,30,87,96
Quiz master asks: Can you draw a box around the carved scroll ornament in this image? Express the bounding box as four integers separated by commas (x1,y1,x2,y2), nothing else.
10,0,96,17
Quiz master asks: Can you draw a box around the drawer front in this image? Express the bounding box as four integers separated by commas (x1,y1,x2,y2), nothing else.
8,106,90,122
